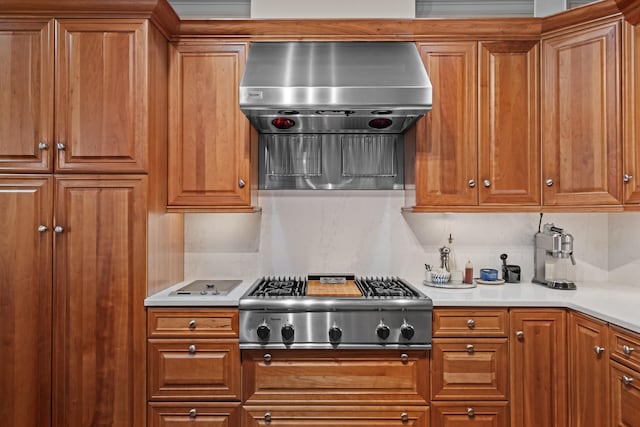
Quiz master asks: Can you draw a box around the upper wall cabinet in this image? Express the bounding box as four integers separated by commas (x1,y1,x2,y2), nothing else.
541,19,622,208
167,41,255,211
0,18,150,173
623,21,640,206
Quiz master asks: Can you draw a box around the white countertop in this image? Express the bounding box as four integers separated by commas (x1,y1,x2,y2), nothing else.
145,279,640,334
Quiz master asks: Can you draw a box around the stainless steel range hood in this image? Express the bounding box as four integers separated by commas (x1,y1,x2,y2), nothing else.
239,42,432,134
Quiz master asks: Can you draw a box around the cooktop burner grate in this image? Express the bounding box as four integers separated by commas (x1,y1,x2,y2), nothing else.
249,276,307,297
355,276,420,298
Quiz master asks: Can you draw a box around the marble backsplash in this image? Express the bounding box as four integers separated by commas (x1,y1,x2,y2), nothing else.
184,191,640,286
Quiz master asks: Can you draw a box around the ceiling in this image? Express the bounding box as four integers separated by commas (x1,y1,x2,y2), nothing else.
167,0,596,19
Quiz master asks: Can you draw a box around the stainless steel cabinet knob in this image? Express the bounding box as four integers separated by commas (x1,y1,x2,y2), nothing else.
516,330,524,340
400,353,409,364
38,225,48,232
38,142,48,150
188,344,196,354
188,320,196,330
468,179,476,188
54,226,64,233
188,409,197,418
623,345,635,355
594,346,605,356
264,353,272,363
466,344,474,353
238,179,246,188
622,375,634,385
624,174,633,183
401,412,409,422
264,412,272,423
467,319,475,329
56,143,66,151
545,178,554,187
483,179,491,188
467,407,475,417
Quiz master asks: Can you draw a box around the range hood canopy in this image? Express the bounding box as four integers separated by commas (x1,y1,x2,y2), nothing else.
239,41,432,134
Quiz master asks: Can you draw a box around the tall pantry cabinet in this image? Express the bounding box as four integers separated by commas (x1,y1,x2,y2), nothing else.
0,3,183,426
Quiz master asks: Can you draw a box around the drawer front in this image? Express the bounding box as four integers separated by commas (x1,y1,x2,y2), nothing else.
431,338,508,400
148,403,240,427
432,402,509,427
610,360,640,427
242,350,429,405
610,326,640,372
148,339,240,401
243,406,430,427
433,309,508,337
148,309,238,338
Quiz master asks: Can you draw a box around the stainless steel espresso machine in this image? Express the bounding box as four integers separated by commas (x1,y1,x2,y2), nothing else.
533,222,577,290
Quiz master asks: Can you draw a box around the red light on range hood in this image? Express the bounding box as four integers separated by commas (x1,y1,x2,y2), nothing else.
272,117,296,129
368,118,393,129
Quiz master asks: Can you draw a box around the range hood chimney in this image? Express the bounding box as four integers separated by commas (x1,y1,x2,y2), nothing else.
239,41,432,134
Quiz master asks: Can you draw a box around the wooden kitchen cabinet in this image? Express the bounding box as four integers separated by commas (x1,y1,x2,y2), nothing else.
148,308,239,339
623,21,640,205
509,308,568,427
414,42,478,207
0,176,52,427
431,402,509,427
242,405,430,427
433,308,508,338
610,360,640,426
541,19,622,207
0,19,53,172
52,175,148,427
242,349,429,405
148,403,241,427
168,41,256,211
568,311,610,427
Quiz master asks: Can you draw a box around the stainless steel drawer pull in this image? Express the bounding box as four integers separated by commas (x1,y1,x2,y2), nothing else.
54,226,64,233
400,353,409,364
264,353,272,363
468,179,476,188
467,407,475,417
188,408,197,418
624,174,633,183
483,179,491,188
38,142,48,150
594,346,605,356
38,225,48,233
623,345,635,355
188,320,196,329
545,178,554,187
239,179,246,188
622,375,634,385
466,344,474,353
467,319,475,329
401,412,409,422
56,143,66,151
516,330,524,340
264,412,272,423
188,344,196,354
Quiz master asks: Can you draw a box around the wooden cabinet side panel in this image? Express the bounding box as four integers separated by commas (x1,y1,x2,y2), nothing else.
509,309,568,427
55,19,148,172
568,311,610,427
52,176,147,427
167,42,251,208
479,40,540,205
0,176,52,427
415,42,478,207
542,20,622,206
623,22,640,204
0,19,53,172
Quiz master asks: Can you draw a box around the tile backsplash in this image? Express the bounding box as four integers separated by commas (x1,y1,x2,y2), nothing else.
184,191,639,286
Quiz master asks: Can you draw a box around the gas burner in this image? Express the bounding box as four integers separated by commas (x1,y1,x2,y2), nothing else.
250,276,306,297
356,276,419,298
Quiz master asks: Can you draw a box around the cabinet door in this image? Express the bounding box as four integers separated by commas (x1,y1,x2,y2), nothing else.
415,42,477,207
510,309,567,427
0,176,52,427
623,22,640,204
148,403,241,427
243,406,430,427
55,19,148,172
479,41,540,206
542,20,622,206
168,42,252,209
568,312,609,427
0,19,53,172
610,360,640,427
52,176,147,427
431,402,509,427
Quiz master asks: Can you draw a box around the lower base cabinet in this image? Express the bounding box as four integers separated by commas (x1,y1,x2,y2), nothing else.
242,406,430,427
610,360,640,426
431,402,508,427
148,403,241,426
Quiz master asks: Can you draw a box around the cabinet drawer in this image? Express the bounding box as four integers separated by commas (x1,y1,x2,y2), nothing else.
148,309,238,338
431,338,508,400
148,339,240,401
148,403,240,427
433,309,508,337
610,360,640,426
242,349,429,405
432,402,509,427
610,326,640,372
243,405,430,427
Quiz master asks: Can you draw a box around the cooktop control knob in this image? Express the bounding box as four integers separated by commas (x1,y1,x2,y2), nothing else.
257,322,270,341
376,322,390,340
401,321,415,340
281,323,295,341
329,325,342,342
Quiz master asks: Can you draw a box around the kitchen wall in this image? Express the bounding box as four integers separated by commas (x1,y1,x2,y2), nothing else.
184,191,640,286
